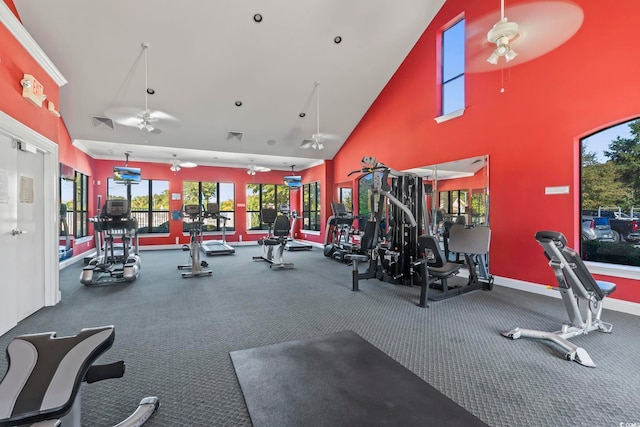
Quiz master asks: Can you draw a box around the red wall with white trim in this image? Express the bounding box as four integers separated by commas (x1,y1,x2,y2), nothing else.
331,0,640,302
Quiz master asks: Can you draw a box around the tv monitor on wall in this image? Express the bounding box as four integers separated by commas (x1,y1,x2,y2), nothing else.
283,175,302,188
113,166,141,184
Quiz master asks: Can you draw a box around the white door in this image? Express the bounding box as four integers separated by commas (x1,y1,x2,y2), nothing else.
17,142,45,320
0,133,19,334
0,134,46,334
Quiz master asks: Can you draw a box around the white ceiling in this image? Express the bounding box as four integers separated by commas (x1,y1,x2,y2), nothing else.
14,0,446,172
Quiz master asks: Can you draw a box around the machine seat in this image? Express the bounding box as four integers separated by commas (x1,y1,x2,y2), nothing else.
0,326,114,426
596,280,616,296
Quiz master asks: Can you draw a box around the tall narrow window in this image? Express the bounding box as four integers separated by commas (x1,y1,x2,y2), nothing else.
302,182,321,231
74,172,89,238
441,18,465,116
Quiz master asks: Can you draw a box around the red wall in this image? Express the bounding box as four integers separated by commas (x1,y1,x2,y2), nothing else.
92,159,309,245
331,0,640,303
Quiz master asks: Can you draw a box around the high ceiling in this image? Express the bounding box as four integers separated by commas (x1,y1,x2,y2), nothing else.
14,0,447,171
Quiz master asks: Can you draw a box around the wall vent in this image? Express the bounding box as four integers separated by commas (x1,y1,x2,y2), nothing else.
91,116,115,130
227,131,244,142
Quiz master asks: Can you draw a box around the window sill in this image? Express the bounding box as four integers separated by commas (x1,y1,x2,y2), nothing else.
585,260,640,281
301,230,321,236
246,230,269,234
434,108,465,124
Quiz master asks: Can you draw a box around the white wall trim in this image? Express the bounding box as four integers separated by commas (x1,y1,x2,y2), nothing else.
434,107,465,124
494,275,640,317
0,110,60,306
0,2,67,86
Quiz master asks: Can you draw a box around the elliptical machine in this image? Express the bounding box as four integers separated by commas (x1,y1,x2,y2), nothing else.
81,199,141,286
178,204,212,278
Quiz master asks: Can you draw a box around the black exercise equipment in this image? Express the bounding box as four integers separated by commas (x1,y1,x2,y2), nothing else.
324,202,359,262
59,203,73,261
413,235,463,307
81,199,141,285
253,208,294,269
200,203,235,256
280,204,312,251
178,204,212,278
0,325,159,426
502,230,616,367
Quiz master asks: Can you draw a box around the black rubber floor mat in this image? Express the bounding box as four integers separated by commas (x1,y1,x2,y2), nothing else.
230,330,487,427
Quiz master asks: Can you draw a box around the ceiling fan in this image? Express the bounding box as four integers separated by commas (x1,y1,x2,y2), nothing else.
169,154,197,172
247,164,271,175
105,42,179,134
486,0,520,64
300,81,339,150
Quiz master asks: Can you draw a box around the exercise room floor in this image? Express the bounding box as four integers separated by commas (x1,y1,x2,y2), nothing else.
2,246,639,426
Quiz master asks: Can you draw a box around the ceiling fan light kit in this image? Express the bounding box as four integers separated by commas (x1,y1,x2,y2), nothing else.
486,17,519,64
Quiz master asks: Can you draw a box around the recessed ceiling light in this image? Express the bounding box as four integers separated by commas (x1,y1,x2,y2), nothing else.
253,13,262,23
235,101,242,107
334,36,342,44
146,88,155,95
299,112,306,118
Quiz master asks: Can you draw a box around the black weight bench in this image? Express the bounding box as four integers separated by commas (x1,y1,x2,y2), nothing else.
502,230,616,367
0,325,159,426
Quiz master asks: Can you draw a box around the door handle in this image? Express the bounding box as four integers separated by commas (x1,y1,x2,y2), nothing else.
11,229,26,236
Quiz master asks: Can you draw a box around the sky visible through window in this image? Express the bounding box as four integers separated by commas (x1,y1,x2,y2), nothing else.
442,19,465,115
582,122,632,163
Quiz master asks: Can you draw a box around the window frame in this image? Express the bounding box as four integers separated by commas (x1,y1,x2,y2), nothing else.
182,181,235,232
107,178,170,234
439,17,465,118
245,183,290,231
302,182,321,232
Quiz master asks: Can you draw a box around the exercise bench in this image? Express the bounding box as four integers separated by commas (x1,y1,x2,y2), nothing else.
502,230,616,367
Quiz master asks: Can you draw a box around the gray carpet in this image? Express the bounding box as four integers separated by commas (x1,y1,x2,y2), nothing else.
1,246,639,426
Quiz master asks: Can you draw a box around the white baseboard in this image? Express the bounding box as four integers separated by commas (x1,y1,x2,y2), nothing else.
494,275,640,317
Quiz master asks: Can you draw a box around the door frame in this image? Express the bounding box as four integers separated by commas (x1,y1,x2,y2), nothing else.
0,110,60,307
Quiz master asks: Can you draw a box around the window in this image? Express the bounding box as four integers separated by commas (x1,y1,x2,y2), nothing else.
59,171,89,238
338,187,353,212
107,179,170,233
302,182,321,231
580,118,640,267
441,18,465,116
246,184,290,230
74,173,89,238
183,181,235,232
439,189,468,223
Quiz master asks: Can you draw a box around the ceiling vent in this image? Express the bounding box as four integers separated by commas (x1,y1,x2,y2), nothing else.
227,131,244,142
91,116,115,130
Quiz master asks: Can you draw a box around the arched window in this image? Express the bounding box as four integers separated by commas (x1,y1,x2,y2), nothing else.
580,118,640,266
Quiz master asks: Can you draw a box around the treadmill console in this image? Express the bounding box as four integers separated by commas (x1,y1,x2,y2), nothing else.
106,200,129,217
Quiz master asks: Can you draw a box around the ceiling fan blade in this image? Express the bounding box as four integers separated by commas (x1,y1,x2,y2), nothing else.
254,166,271,172
312,133,341,142
104,107,146,125
150,127,162,134
146,110,180,123
300,139,314,149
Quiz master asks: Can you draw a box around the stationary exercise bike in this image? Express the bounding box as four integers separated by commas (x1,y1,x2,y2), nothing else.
252,208,294,269
178,204,212,278
0,325,159,426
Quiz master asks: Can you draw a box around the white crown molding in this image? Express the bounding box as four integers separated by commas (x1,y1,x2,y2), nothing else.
0,2,67,87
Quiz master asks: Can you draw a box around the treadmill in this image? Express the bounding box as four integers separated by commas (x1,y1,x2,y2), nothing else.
200,203,236,256
280,204,313,251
